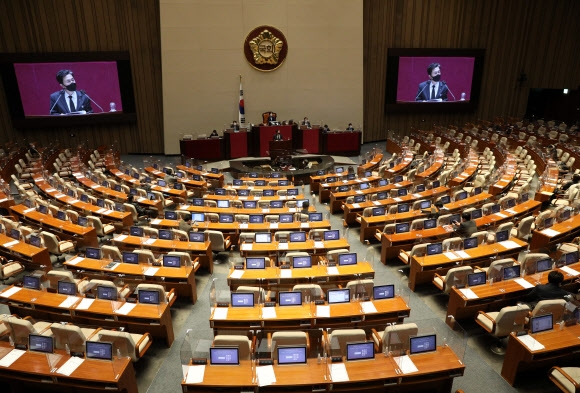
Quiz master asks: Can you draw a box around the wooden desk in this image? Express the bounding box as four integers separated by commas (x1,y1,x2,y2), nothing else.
329,180,414,214
33,175,133,227
239,239,350,261
447,154,479,188
0,286,174,346
227,261,375,292
357,153,383,177
64,255,198,303
180,137,225,161
109,168,192,200
408,238,528,291
292,126,321,154
383,151,415,178
176,165,224,187
182,346,464,393
111,234,214,274
501,323,580,386
0,343,138,393
310,171,352,194
0,233,51,271
10,204,98,249
224,130,250,158
535,160,559,202
319,175,382,203
0,192,15,209
415,153,445,181
530,213,580,250
210,297,410,333
252,125,294,157
321,131,362,156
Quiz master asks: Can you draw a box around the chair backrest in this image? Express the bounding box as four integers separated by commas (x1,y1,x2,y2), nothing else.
239,233,256,243
97,330,139,361
206,230,226,252
237,286,266,304
292,284,323,299
213,335,253,360
50,323,87,353
443,266,473,294
346,279,374,299
382,323,419,353
493,305,530,337
167,251,192,266
531,299,567,321
442,237,463,251
470,231,488,245
133,249,156,264
40,231,62,254
515,216,535,239
271,331,309,360
135,283,168,303
102,245,122,260
521,253,550,273
87,216,106,236
328,329,366,356
5,317,36,346
326,249,350,263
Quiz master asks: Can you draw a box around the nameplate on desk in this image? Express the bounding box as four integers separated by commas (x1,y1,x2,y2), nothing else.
212,308,228,319
114,235,128,241
498,240,521,249
561,266,580,276
144,267,160,276
241,244,252,251
59,296,81,308
75,298,95,310
540,228,560,237
151,219,161,225
0,349,26,367
56,356,85,376
459,288,479,299
0,286,22,298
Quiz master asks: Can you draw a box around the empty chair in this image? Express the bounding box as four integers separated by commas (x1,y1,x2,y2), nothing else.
143,226,159,238
134,283,176,306
88,279,131,299
206,230,232,255
324,329,367,356
97,330,153,362
479,258,515,278
41,231,75,261
4,316,53,346
346,279,374,299
495,222,514,236
0,256,25,284
66,209,79,224
213,335,255,360
475,304,530,354
432,266,473,294
371,322,418,354
46,270,89,293
270,331,310,359
87,216,115,240
285,251,310,265
206,213,219,223
520,253,550,275
239,232,256,243
101,244,123,260
167,251,200,270
292,284,323,300
530,299,567,322
150,190,174,207
172,229,188,241
469,231,488,245
50,323,100,353
274,231,292,242
510,216,534,241
237,286,268,304
326,249,350,264
399,243,427,265
133,249,157,264
264,215,279,223
442,236,463,251
548,366,580,393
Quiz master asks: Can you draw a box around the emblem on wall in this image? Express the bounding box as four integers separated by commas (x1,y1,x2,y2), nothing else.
244,26,288,72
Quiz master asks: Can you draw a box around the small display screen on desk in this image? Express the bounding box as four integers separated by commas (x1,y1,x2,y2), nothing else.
409,334,436,355
231,292,254,307
327,289,351,304
123,252,139,264
23,275,41,290
210,347,239,365
163,255,181,268
290,232,306,242
278,291,302,306
58,280,77,295
324,230,339,241
277,346,307,365
373,284,394,300
292,256,311,268
246,257,265,269
139,289,160,304
86,341,113,361
29,334,54,354
346,341,374,361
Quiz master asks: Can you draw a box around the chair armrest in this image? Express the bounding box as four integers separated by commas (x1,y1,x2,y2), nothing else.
166,288,176,306
135,332,153,358
224,236,231,249
550,366,580,389
474,266,486,272
251,336,257,353
267,332,272,350
476,311,497,330
322,330,329,355
371,328,382,353
432,273,445,291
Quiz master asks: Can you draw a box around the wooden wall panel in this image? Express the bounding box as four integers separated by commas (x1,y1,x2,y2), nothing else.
0,0,163,154
364,0,580,142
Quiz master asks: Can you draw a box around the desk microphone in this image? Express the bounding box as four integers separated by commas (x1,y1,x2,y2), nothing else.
80,90,104,112
441,81,456,101
49,90,64,114
415,83,429,101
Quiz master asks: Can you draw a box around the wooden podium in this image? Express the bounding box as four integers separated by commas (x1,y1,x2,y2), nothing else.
269,139,292,164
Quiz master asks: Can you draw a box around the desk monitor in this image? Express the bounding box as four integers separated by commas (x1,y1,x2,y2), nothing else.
36,204,48,215
326,176,337,183
327,288,351,304
138,289,160,305
354,195,366,203
23,198,33,208
29,234,41,248
560,208,571,222
292,255,311,268
359,183,370,190
432,180,441,188
246,257,265,269
163,255,181,268
346,341,375,361
463,237,478,250
114,202,125,212
96,286,117,300
565,251,579,265
78,193,89,203
473,186,483,196
395,222,410,233
231,292,254,307
58,280,77,295
128,189,137,197
255,180,266,186
237,189,250,197
165,210,177,220
243,200,257,209
29,334,54,354
324,230,340,241
277,346,307,365
191,213,205,222
147,192,156,200
530,313,553,334
210,168,219,174
389,162,395,168
338,252,357,266
415,184,425,192
373,207,386,216
144,176,151,183
347,173,356,180
270,172,281,178
506,198,516,209
287,188,299,197
426,243,443,256
96,198,105,208
521,193,529,202
122,252,139,264
409,334,437,355
77,216,88,227
536,258,552,273
189,232,205,243
173,182,183,190
219,214,234,223
296,199,309,208
157,179,166,187
217,200,229,208
269,200,283,208
130,226,144,237
397,204,410,213
449,214,461,225
23,275,41,290
9,228,20,240
192,198,204,206
278,180,289,186
439,195,451,205
338,185,350,192
279,214,293,223
377,192,388,200
423,219,437,229
316,170,325,176
263,189,275,197
249,172,258,178
373,284,395,300
249,214,264,223
495,230,509,242
544,217,554,229
309,212,323,221
470,208,483,220
394,175,404,183
85,247,101,260
419,200,431,209
455,191,467,201
232,179,243,186
398,188,408,197
290,232,307,242
467,271,486,287
379,179,388,187
158,229,173,240
364,170,372,177
176,172,184,179
255,232,271,243
335,166,344,173
279,291,302,306
503,265,521,280
86,341,113,361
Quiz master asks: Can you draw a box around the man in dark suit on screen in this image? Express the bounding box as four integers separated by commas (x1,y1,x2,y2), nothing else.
415,62,448,102
50,69,93,115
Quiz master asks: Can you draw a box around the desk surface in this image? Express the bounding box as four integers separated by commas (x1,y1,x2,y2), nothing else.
530,213,580,250
239,238,350,256
0,232,51,270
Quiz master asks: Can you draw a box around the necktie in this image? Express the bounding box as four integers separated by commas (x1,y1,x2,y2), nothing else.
431,85,435,100
69,96,76,112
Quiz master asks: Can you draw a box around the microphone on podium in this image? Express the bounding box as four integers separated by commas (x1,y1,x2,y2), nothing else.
415,83,428,101
441,81,456,101
49,90,64,114
80,90,104,112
